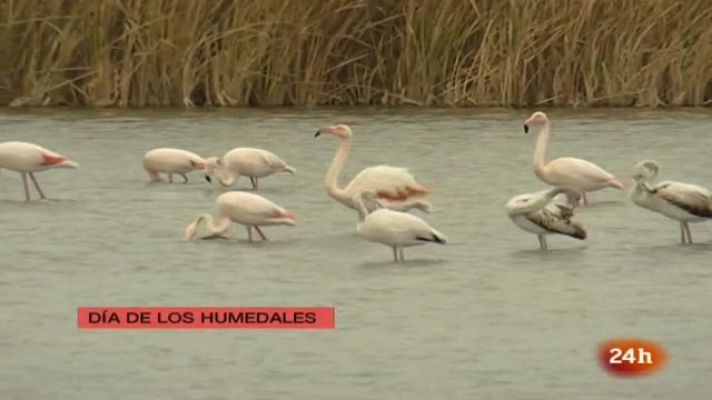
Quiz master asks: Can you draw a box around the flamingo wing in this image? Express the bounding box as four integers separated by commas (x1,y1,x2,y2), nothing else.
255,149,290,170
360,209,444,245
525,208,586,239
545,157,615,187
345,165,431,201
243,193,296,222
653,181,712,218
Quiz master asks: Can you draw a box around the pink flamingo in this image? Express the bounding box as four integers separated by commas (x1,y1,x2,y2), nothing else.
203,147,295,190
143,148,208,183
0,141,78,201
523,112,625,204
184,191,296,242
315,124,432,214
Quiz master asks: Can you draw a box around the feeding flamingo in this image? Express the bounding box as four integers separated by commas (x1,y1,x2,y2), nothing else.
204,147,295,190
315,124,432,215
506,187,587,250
143,148,208,183
0,141,78,201
184,191,296,242
631,160,712,244
523,111,624,204
354,191,446,262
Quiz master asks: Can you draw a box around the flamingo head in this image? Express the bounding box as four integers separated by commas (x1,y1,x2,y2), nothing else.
358,191,383,213
202,156,221,183
315,124,352,139
632,160,659,182
523,111,549,133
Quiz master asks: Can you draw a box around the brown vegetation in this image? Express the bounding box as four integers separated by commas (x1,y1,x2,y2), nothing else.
2,0,712,107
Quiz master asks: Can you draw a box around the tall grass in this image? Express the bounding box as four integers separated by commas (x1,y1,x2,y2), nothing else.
2,0,711,107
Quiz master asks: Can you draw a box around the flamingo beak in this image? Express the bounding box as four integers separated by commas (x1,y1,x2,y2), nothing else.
314,130,321,138
523,124,529,134
205,175,212,183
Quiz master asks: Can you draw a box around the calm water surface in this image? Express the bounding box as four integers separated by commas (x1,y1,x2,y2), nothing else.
1,108,711,399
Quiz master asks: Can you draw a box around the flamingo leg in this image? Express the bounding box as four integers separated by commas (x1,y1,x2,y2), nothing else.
684,222,693,244
168,173,174,183
399,248,405,262
21,173,30,201
28,172,46,199
180,173,189,183
249,176,258,190
679,222,686,244
392,247,398,262
581,192,588,206
255,226,268,241
246,226,253,242
538,235,548,251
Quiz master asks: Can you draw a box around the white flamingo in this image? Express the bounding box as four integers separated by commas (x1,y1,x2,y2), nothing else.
315,124,432,214
143,148,208,183
354,191,446,262
524,111,624,204
506,188,587,250
204,147,295,189
0,141,78,201
631,160,712,244
184,191,296,241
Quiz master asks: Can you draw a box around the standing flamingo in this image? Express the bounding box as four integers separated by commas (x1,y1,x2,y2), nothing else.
354,191,446,262
631,160,712,244
204,147,295,190
523,112,624,204
184,191,296,242
0,141,78,201
315,124,432,215
506,188,587,250
143,148,208,183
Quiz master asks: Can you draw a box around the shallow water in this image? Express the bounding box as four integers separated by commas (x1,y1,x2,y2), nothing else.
1,107,711,399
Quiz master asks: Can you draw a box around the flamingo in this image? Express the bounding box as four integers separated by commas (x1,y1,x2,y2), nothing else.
354,191,446,262
523,111,624,204
631,160,712,244
506,188,587,250
143,148,208,183
315,124,432,215
204,147,295,190
0,141,78,201
184,191,296,242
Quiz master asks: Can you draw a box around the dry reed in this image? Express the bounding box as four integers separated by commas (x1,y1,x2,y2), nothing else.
2,0,711,107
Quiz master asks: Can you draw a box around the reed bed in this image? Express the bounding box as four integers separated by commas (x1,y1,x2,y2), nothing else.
2,0,712,107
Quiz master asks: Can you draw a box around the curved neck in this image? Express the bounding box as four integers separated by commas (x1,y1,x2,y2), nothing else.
325,137,353,206
354,197,368,222
216,163,238,187
199,213,232,235
533,122,551,172
635,180,655,193
520,192,558,214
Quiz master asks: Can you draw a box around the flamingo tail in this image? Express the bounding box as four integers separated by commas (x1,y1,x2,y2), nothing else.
274,209,297,225
610,177,626,190
417,229,447,245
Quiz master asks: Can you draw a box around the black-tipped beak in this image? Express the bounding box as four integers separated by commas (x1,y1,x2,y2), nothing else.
314,130,321,138
205,175,212,183
523,124,529,134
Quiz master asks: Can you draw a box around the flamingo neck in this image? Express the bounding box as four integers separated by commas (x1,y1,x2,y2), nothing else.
354,197,369,222
533,122,551,175
325,137,353,206
199,213,232,236
518,192,558,215
635,180,655,194
216,163,238,187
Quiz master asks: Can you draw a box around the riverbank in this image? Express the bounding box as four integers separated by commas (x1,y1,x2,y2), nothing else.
3,0,712,107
